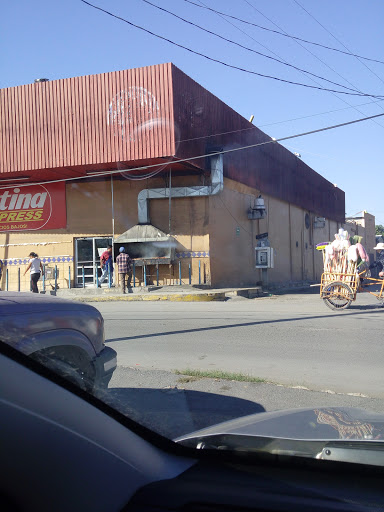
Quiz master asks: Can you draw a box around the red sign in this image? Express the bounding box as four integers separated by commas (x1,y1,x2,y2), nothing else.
0,182,66,232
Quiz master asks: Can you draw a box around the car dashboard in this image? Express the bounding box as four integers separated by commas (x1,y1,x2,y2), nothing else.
1,343,384,512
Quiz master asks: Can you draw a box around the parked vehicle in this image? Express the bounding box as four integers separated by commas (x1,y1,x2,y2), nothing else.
0,292,116,391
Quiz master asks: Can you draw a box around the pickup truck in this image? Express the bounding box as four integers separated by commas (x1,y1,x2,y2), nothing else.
0,292,116,392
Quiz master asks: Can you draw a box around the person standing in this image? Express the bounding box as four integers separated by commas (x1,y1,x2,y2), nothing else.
24,252,43,293
98,245,114,287
116,247,133,294
0,258,3,291
371,242,384,278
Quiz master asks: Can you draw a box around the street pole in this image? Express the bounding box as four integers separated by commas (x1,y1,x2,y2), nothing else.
111,174,115,243
168,170,172,234
111,175,115,285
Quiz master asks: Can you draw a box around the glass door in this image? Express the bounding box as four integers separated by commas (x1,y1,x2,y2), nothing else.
95,238,113,286
75,237,112,287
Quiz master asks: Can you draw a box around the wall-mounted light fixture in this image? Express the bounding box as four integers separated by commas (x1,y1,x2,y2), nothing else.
247,195,267,220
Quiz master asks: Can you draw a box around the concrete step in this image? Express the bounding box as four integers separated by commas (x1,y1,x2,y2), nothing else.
224,287,264,299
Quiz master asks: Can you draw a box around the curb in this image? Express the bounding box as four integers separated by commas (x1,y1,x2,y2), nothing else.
73,292,227,302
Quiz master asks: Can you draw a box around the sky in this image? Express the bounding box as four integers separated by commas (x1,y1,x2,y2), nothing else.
1,0,384,225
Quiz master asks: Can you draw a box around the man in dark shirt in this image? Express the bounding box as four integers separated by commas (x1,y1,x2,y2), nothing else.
372,242,384,278
116,246,133,293
99,245,114,286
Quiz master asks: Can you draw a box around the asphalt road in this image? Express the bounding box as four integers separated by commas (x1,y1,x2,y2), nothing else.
97,291,384,397
92,292,384,438
103,365,384,439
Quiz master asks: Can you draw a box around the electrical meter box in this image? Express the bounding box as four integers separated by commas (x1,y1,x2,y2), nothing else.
255,247,274,269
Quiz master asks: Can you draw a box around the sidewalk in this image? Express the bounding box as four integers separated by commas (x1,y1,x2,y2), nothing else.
55,284,266,302
54,281,316,302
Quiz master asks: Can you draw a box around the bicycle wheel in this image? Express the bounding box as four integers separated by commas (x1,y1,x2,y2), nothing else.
322,281,353,310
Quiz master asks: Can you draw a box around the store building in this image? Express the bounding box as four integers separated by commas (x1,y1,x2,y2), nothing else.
0,62,358,291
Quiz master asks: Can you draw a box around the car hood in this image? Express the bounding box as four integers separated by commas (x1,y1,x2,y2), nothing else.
0,292,95,314
176,406,384,444
0,292,104,355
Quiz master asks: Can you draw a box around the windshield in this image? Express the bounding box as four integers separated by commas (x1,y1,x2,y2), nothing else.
1,0,384,463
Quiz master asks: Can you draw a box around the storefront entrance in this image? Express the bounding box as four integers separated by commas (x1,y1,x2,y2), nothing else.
75,237,112,287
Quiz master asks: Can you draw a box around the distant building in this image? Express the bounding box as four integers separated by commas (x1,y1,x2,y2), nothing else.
0,63,367,290
345,212,376,262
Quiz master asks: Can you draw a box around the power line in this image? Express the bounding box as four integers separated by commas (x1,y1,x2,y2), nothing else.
202,0,384,133
197,0,384,135
242,0,384,129
346,210,364,218
79,0,384,99
88,166,163,180
175,98,384,144
291,0,384,126
292,0,384,87
2,111,384,190
244,0,375,97
195,0,284,83
217,195,252,235
196,0,384,134
193,0,384,136
140,0,365,95
183,0,384,65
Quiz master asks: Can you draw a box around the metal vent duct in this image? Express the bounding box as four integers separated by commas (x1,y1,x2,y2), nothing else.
137,153,223,225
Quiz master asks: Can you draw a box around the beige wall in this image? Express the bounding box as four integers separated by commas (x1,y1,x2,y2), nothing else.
208,181,257,287
140,174,211,285
257,195,293,283
0,175,212,290
208,179,321,286
0,230,75,291
0,175,375,291
207,178,373,288
208,178,318,286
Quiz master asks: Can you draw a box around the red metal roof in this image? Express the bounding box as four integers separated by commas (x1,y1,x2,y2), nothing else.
0,63,345,221
0,63,177,180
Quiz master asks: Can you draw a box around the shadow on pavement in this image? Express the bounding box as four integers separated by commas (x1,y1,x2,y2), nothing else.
270,286,320,296
106,307,383,343
349,303,384,310
98,387,265,439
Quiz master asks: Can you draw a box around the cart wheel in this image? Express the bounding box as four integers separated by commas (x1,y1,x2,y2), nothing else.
322,281,353,311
